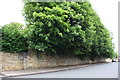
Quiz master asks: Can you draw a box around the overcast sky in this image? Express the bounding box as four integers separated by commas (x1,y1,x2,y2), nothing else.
0,0,119,52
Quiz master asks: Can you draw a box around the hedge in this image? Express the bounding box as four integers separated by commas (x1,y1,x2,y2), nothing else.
22,1,115,59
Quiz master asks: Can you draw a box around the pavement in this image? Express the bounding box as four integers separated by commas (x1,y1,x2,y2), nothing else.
0,63,100,78
14,62,118,78
0,73,5,78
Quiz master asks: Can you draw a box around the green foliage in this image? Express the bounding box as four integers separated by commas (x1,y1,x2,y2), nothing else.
22,1,115,59
112,52,118,59
2,22,28,53
0,26,2,51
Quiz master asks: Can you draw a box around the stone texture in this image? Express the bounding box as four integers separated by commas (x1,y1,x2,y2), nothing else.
0,51,111,71
0,52,3,72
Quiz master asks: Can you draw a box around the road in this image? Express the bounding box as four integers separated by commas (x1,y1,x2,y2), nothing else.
13,62,118,78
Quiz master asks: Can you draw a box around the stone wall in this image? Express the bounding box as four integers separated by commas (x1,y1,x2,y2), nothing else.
0,52,2,72
0,51,111,71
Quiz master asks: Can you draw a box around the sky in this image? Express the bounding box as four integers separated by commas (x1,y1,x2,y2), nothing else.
90,0,118,53
0,0,119,52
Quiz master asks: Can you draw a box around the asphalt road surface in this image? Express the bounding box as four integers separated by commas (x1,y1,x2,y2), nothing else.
13,62,118,78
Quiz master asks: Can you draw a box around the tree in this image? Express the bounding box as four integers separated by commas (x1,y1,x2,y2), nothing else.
23,1,115,59
0,26,2,51
2,22,28,53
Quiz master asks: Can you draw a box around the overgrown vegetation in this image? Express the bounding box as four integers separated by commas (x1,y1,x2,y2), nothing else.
2,22,28,53
22,1,115,59
1,1,115,59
